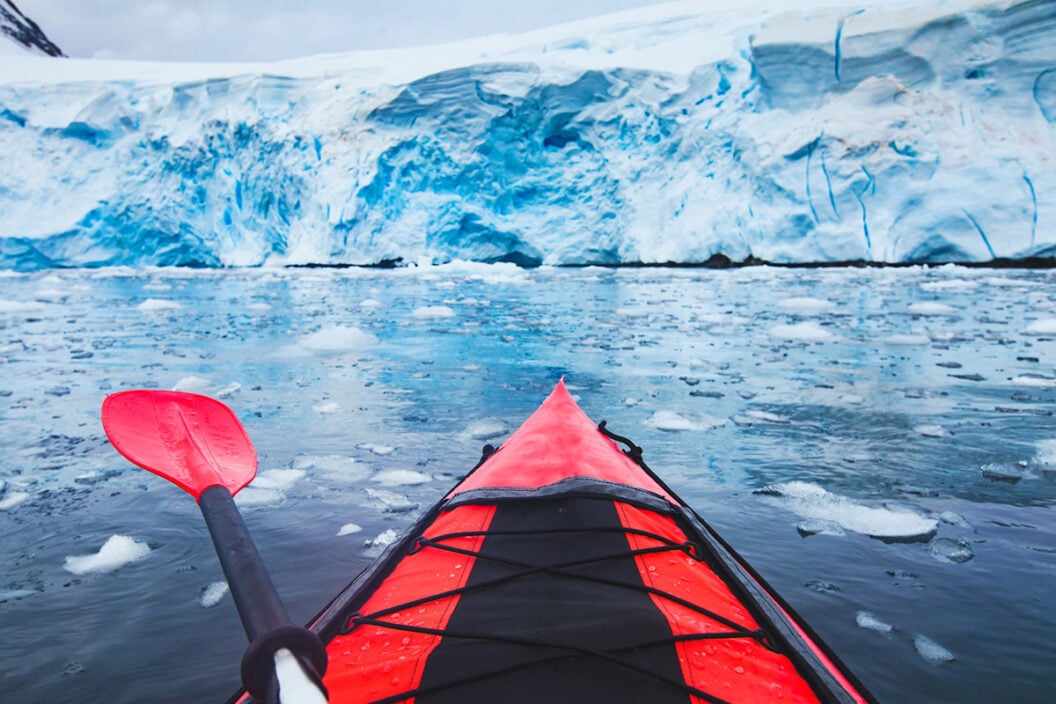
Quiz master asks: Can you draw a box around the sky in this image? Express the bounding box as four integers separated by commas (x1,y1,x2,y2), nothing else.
23,0,677,63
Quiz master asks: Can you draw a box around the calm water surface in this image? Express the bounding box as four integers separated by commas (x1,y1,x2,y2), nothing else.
1,264,1054,703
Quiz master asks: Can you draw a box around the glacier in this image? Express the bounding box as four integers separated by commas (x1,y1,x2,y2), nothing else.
0,0,1054,269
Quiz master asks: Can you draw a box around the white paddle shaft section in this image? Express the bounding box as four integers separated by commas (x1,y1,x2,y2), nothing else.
275,648,328,704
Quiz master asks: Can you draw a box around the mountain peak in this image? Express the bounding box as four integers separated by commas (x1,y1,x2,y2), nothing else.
1,0,65,57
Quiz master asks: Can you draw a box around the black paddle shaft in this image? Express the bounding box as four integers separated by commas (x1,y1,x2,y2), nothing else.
198,485,328,701
199,484,289,639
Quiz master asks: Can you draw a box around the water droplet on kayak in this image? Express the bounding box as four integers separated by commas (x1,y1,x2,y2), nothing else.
361,643,371,651
401,637,411,646
648,565,657,572
734,666,745,674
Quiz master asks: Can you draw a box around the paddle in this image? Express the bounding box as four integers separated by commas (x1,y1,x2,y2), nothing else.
101,390,328,704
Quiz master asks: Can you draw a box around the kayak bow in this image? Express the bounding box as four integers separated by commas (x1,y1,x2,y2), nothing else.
233,380,875,704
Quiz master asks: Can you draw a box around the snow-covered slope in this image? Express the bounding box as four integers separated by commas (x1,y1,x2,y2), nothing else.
0,0,1053,269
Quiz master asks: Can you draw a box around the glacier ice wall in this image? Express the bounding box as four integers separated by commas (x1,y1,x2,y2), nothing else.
0,0,1054,269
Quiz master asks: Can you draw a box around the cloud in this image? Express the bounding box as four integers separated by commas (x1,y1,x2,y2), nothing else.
25,0,671,62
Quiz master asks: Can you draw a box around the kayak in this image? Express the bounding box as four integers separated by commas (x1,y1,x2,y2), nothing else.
227,380,875,704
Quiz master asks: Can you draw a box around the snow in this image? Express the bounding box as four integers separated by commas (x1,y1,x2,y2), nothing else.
63,535,152,575
1,0,1052,270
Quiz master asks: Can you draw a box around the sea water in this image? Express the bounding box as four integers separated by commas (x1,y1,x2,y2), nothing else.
1,264,1054,703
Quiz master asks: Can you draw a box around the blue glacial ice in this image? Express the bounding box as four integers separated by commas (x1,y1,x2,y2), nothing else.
0,0,1055,270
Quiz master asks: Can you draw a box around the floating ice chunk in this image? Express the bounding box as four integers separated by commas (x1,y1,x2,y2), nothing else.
234,488,285,507
137,299,182,311
366,528,399,549
246,302,272,312
928,537,974,563
465,418,508,441
359,299,383,309
914,634,955,664
768,322,835,342
804,579,841,594
172,376,211,392
300,325,379,351
885,333,931,346
364,488,417,513
198,581,229,608
647,410,725,432
743,410,790,424
0,299,46,313
0,589,38,601
0,492,30,510
64,535,151,575
294,455,370,483
939,511,969,527
1025,319,1056,335
756,482,937,540
1011,375,1056,389
358,443,396,456
1034,439,1056,467
251,469,305,491
920,279,977,292
337,523,363,536
909,302,958,316
797,519,845,537
914,425,950,438
981,463,1024,483
313,401,340,414
412,305,456,319
856,611,894,634
216,382,241,398
623,398,639,407
373,469,431,486
776,297,837,315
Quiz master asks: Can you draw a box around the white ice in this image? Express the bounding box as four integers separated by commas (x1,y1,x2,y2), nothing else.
768,322,836,342
337,523,363,536
299,325,379,351
198,581,229,608
63,535,151,575
856,611,894,634
372,469,431,486
758,481,937,540
913,634,955,664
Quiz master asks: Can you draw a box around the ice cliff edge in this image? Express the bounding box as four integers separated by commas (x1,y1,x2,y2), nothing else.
0,0,1053,269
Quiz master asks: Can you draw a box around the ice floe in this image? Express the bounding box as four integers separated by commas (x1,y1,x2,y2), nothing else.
172,376,212,392
768,322,836,342
198,581,229,608
0,491,30,510
909,302,959,316
313,401,341,414
372,469,431,487
294,455,371,483
337,523,363,536
300,325,379,351
411,305,456,319
755,482,937,541
913,634,955,664
0,299,46,313
1024,319,1056,335
136,299,182,311
64,535,151,575
647,410,725,432
928,537,974,563
464,418,508,441
856,611,894,634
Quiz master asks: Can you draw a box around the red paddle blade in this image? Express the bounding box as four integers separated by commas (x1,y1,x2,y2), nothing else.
101,390,258,500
